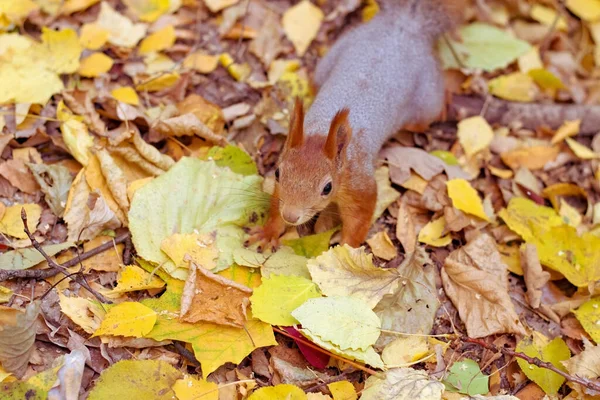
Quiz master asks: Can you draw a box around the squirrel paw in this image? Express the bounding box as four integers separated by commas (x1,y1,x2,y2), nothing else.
245,226,281,252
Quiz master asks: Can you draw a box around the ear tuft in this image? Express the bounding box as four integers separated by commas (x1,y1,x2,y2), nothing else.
286,97,305,149
324,108,352,160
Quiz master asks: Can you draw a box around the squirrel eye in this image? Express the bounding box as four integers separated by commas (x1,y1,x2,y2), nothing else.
275,168,280,181
322,182,332,196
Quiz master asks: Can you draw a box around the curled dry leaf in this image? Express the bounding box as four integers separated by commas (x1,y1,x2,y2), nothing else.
520,244,550,309
153,113,228,146
180,261,252,328
27,162,73,217
0,301,40,378
0,159,40,194
361,367,445,400
562,342,600,397
441,234,526,337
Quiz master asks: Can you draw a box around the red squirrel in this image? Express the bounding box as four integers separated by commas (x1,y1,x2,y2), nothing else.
255,0,463,248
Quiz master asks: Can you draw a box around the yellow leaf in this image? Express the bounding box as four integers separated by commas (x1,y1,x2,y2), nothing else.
160,232,219,277
123,0,169,22
127,176,153,202
574,298,600,343
497,243,523,275
81,235,124,272
518,47,543,73
516,334,570,395
590,22,600,67
498,198,563,242
0,286,13,303
551,120,580,144
219,53,251,82
172,375,219,400
501,145,560,170
418,217,452,247
136,72,180,91
362,0,380,22
93,302,157,338
446,179,490,221
0,204,41,239
488,165,513,179
530,4,568,31
366,231,397,261
566,0,600,21
565,138,599,159
110,265,165,293
328,381,357,400
282,0,324,56
79,23,109,50
559,199,582,228
111,86,139,106
96,2,147,48
59,0,99,15
248,384,306,400
381,336,431,367
0,0,38,29
374,166,400,223
183,52,220,74
59,294,106,334
40,27,82,74
528,68,565,90
139,25,176,54
398,172,428,194
457,116,494,158
84,154,127,224
204,0,239,13
488,72,537,102
78,52,114,77
57,100,94,166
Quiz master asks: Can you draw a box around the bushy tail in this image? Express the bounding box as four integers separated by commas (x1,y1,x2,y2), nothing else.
380,0,467,38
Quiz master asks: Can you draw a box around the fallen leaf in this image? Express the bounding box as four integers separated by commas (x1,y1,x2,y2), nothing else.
361,368,444,400
60,0,100,15
79,23,109,50
27,163,73,217
172,375,219,400
111,87,140,106
0,242,73,271
204,0,239,13
366,231,397,261
488,72,537,102
528,68,565,90
248,384,306,400
574,298,600,343
153,113,226,145
261,246,311,279
40,27,82,74
139,25,175,54
566,0,600,21
282,229,336,259
457,116,494,158
282,0,323,56
381,335,430,367
292,296,381,351
0,159,40,194
516,334,570,395
307,244,400,309
418,217,452,247
93,301,157,338
443,359,489,396
0,203,41,239
57,100,94,166
562,343,600,397
441,234,526,337
183,52,220,74
250,274,321,326
0,358,61,398
0,301,39,378
530,4,568,31
381,146,445,185
78,52,114,77
521,244,550,309
565,138,599,160
136,72,180,91
95,2,147,48
110,264,165,293
87,360,181,400
446,179,490,221
374,166,401,222
204,145,258,176
396,197,416,254
438,22,531,71
219,53,251,81
501,145,560,170
328,381,357,400
0,286,12,303
123,0,170,22
59,294,106,334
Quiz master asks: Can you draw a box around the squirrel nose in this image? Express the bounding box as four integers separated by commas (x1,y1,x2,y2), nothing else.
281,208,302,225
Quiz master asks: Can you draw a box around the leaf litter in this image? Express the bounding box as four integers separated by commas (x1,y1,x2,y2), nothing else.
0,0,600,399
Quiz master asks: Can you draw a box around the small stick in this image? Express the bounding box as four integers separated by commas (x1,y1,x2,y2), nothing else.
0,232,130,282
464,337,600,393
20,208,113,304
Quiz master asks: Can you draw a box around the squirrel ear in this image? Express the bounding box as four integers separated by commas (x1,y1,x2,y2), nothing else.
324,108,352,160
286,97,304,149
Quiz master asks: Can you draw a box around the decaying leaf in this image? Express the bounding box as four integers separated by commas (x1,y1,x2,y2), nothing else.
59,294,106,334
562,342,600,397
441,234,526,337
27,163,73,217
361,368,444,400
366,231,397,261
0,241,73,271
520,244,550,309
0,301,40,378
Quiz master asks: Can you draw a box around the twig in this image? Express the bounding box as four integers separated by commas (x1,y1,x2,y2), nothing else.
0,232,130,282
273,327,382,377
172,341,200,367
19,208,113,304
464,337,600,393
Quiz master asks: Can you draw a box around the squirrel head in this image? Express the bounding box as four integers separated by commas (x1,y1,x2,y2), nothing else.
274,98,352,226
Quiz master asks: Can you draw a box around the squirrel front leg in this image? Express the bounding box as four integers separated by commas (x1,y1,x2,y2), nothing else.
247,185,286,250
338,177,377,248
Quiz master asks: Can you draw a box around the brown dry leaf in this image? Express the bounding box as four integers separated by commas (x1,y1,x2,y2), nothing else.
180,261,252,328
85,154,128,224
381,146,445,185
82,235,124,272
396,197,416,255
441,234,526,338
96,148,130,212
0,301,40,378
153,114,228,146
177,94,226,135
562,342,600,397
62,89,106,135
521,244,551,309
27,162,73,217
500,145,560,170
366,231,397,261
250,10,283,67
0,159,40,194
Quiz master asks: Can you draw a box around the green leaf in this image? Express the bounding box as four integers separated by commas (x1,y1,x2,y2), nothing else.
516,335,570,395
574,297,600,343
128,157,267,278
443,359,489,396
282,228,337,258
250,274,321,326
205,145,258,176
292,296,381,351
27,163,73,217
87,360,181,400
438,23,531,72
0,242,74,271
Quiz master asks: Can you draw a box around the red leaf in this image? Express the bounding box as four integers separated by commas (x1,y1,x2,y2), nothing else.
283,327,330,369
